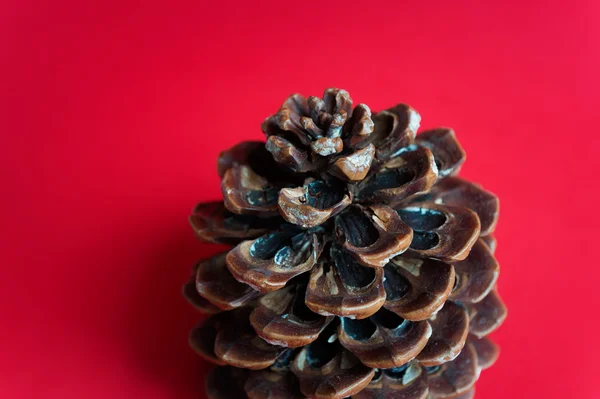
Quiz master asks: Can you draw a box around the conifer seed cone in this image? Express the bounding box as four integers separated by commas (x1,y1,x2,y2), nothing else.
185,88,507,399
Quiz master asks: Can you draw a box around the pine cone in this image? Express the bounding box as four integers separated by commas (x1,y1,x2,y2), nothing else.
185,88,507,399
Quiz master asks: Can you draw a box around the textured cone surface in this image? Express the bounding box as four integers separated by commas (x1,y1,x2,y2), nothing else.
185,88,506,398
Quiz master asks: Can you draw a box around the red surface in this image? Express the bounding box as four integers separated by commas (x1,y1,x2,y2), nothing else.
1,1,599,398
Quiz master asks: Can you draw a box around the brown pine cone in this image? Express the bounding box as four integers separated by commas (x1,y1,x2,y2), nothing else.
185,88,507,399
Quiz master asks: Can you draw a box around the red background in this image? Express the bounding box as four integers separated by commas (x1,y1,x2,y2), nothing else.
2,1,599,398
